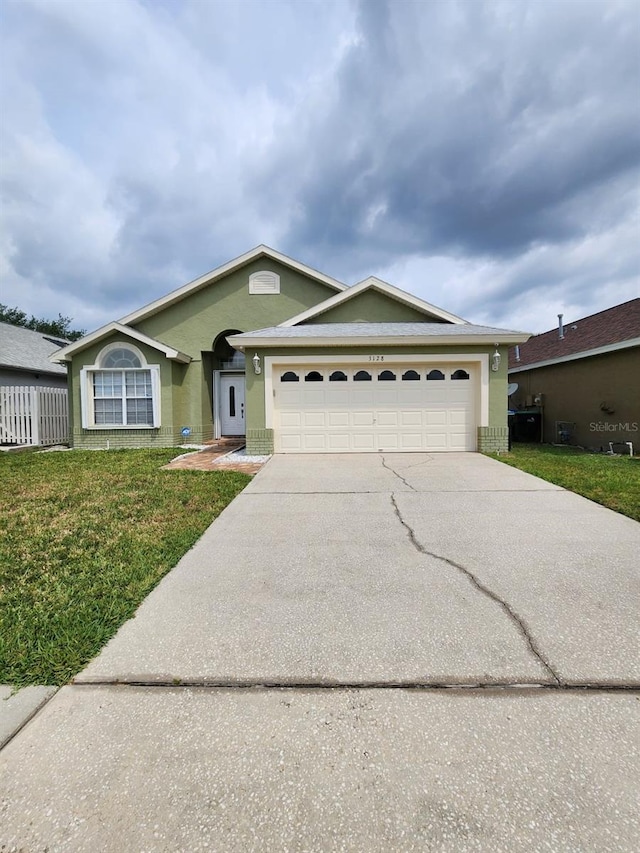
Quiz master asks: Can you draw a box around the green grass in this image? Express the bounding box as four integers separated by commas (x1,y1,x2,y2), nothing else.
0,449,250,687
489,443,640,521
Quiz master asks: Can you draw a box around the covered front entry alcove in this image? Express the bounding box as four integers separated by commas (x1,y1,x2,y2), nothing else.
211,330,246,438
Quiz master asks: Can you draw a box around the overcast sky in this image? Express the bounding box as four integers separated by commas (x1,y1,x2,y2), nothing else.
1,0,638,336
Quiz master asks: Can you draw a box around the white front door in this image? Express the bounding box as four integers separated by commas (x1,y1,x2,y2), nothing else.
220,374,245,435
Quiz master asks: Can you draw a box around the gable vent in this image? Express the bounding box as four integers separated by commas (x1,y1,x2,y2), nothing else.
249,270,280,294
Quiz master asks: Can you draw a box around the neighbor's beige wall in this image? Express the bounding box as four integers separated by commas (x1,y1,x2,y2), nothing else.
509,347,639,448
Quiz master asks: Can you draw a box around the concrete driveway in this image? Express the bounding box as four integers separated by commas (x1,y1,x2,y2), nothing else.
76,452,639,687
1,453,639,851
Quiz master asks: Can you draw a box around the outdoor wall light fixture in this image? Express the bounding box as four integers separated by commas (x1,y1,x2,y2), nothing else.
252,352,262,374
491,346,501,372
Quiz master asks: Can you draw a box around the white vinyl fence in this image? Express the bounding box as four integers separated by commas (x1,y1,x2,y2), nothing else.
0,386,69,446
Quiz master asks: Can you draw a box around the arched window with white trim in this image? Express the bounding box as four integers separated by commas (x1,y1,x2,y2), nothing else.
80,343,161,428
100,347,143,369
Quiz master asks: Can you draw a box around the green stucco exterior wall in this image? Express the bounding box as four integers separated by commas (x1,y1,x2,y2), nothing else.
303,290,445,324
69,332,188,448
134,259,339,352
69,259,340,448
67,250,511,453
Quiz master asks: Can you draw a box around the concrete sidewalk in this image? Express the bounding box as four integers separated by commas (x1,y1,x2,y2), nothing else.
1,685,637,852
1,453,639,851
0,685,57,750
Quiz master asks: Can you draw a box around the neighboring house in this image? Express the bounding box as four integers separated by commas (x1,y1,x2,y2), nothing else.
51,246,530,454
0,322,70,446
508,299,640,450
0,321,70,388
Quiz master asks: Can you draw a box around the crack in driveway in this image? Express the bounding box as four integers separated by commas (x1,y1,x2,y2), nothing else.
390,493,563,685
73,680,639,691
397,458,434,470
381,456,417,490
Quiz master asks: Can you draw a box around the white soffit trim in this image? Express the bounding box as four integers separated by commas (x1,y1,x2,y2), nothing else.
279,276,467,327
118,245,347,326
508,337,640,373
49,322,192,364
229,333,530,349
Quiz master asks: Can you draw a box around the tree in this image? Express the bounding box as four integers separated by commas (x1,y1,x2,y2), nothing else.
0,304,85,341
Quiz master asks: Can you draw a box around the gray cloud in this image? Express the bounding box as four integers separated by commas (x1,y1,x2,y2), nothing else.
0,0,638,334
275,0,639,264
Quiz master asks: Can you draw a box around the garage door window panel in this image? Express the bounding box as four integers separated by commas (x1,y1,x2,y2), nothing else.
426,388,448,403
354,370,372,381
352,390,375,407
398,388,423,405
449,388,473,403
304,412,326,427
427,369,445,381
329,371,347,382
451,369,470,380
353,434,375,450
376,391,398,408
400,411,422,426
353,412,375,426
377,412,399,426
328,412,350,427
325,387,348,404
402,370,420,381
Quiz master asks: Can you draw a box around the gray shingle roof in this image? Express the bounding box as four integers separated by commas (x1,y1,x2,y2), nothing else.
235,322,529,338
0,322,69,375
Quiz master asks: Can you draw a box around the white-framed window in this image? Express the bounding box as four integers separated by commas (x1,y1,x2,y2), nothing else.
249,270,280,294
80,343,161,429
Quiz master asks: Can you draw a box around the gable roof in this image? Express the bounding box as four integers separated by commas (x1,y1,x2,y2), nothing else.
119,245,347,326
279,276,466,327
0,322,69,375
508,299,640,372
49,323,191,364
229,322,530,349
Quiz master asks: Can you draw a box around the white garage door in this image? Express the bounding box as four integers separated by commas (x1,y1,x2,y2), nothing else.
273,364,478,453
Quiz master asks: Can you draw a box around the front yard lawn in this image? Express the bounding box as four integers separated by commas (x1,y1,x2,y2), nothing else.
0,448,250,687
490,443,640,521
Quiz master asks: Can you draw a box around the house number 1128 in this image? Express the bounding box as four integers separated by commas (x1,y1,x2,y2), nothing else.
368,355,384,362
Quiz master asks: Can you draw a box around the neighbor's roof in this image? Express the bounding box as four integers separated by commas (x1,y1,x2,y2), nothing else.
229,323,531,348
0,322,69,375
508,299,640,372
